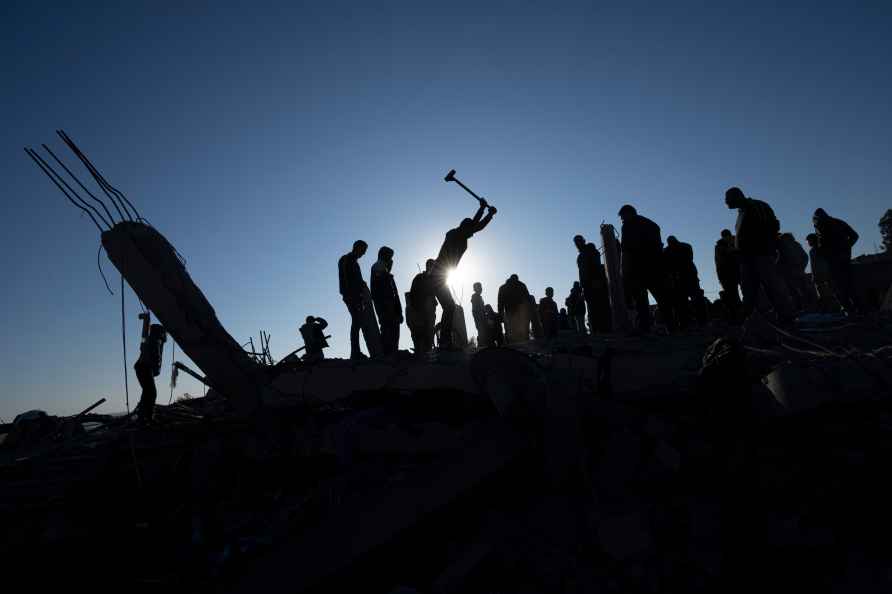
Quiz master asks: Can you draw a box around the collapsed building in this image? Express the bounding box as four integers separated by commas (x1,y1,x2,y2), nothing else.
4,135,892,592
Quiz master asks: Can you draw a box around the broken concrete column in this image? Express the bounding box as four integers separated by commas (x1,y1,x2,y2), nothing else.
102,222,267,414
601,224,630,333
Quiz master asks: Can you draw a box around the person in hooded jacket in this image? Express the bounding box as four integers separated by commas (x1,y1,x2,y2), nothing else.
813,208,860,315
370,246,403,355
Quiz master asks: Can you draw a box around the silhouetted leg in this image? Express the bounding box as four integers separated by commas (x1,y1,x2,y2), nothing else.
753,256,794,323
739,257,761,318
344,299,363,357
829,257,858,314
583,291,597,334
434,283,455,348
135,364,156,422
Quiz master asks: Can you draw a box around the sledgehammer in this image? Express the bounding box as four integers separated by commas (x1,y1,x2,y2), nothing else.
444,169,493,208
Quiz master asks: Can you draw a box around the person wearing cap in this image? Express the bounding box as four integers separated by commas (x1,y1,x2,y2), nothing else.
371,246,403,355
812,208,860,315
723,187,793,325
617,204,675,333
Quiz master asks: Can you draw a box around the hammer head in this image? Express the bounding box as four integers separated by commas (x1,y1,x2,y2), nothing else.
444,169,456,182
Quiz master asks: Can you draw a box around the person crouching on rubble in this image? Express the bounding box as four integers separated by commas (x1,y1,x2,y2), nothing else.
134,313,166,424
300,316,329,362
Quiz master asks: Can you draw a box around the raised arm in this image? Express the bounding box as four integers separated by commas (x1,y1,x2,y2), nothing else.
471,201,487,224
474,206,497,232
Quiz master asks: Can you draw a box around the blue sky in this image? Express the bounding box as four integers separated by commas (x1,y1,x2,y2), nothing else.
2,1,891,419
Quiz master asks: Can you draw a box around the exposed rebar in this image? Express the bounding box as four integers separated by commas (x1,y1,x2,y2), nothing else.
24,148,105,232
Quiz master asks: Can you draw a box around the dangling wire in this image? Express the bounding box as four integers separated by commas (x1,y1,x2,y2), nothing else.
121,274,130,415
24,148,105,232
42,143,117,225
168,341,176,405
97,244,114,295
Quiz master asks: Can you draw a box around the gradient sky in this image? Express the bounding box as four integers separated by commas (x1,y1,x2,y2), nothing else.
2,1,891,419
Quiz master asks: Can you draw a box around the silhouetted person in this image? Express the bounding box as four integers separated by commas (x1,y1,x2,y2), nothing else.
433,200,496,349
539,287,559,339
134,313,166,424
370,246,403,355
806,233,837,312
407,259,437,355
813,208,860,315
484,305,505,347
528,294,544,341
338,240,370,360
618,204,674,333
776,232,811,312
714,229,741,323
299,316,329,361
724,187,793,324
573,234,611,333
664,235,707,329
471,282,486,346
498,274,530,343
558,307,571,331
565,281,586,334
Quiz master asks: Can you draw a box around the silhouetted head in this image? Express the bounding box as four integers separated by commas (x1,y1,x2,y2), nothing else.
352,240,368,258
618,204,637,222
573,280,580,289
306,315,314,325
667,235,678,246
806,233,818,246
573,234,585,250
510,274,519,282
473,282,482,293
725,187,745,209
813,208,828,225
459,217,475,232
560,307,567,315
720,229,732,240
545,287,554,298
378,245,394,261
425,259,435,273
781,232,794,240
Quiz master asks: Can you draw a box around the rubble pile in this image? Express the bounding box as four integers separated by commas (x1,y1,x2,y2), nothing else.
3,318,892,592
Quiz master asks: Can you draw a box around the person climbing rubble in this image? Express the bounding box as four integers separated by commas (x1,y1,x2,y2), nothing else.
133,312,166,424
432,200,496,349
299,316,329,361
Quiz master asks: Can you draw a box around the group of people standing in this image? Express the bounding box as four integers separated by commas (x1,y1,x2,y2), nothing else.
332,186,864,361
713,188,860,325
